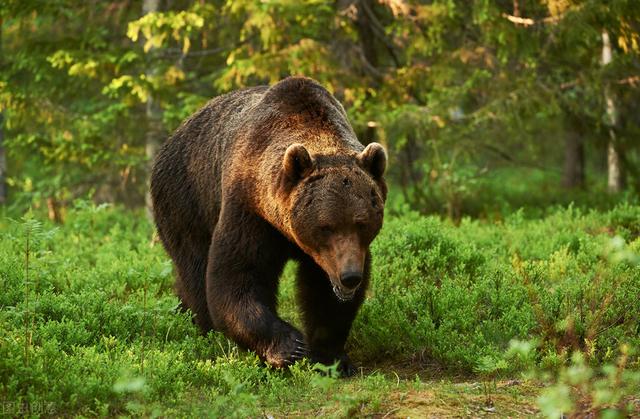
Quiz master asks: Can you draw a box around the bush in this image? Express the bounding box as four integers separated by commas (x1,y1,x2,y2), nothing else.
535,346,640,418
348,205,640,371
1,201,638,415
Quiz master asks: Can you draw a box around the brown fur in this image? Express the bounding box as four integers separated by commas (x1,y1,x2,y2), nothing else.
150,76,387,374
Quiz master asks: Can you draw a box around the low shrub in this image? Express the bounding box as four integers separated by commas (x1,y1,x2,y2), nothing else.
348,205,640,371
0,201,638,415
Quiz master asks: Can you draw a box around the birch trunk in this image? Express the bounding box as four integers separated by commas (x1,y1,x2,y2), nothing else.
602,30,623,193
143,0,164,216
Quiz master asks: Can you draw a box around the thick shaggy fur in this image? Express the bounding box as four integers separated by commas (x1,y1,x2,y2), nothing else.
150,77,386,374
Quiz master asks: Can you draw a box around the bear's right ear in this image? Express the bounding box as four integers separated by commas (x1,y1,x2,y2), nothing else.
283,143,314,181
357,142,387,179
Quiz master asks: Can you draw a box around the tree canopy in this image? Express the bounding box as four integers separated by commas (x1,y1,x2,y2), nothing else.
2,0,639,217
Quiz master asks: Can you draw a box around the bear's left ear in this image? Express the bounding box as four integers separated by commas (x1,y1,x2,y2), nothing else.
357,142,387,179
283,143,314,181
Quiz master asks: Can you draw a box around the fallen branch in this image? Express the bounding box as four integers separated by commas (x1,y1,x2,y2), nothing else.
616,76,640,86
501,8,579,27
502,13,536,26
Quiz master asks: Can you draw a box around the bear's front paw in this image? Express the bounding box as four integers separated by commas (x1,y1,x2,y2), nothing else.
336,353,357,377
264,330,309,368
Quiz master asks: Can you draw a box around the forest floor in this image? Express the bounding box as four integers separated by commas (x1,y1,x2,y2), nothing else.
2,202,639,417
173,361,543,418
301,365,542,418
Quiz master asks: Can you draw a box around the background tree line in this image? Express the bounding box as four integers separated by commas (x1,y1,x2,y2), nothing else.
1,0,639,220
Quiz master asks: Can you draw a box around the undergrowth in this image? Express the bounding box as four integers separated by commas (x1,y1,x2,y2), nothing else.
0,201,638,416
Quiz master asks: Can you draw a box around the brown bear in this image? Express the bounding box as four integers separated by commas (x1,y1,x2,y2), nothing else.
150,76,386,375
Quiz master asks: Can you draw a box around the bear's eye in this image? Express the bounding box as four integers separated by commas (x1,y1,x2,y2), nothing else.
319,225,333,235
355,221,368,231
370,188,379,208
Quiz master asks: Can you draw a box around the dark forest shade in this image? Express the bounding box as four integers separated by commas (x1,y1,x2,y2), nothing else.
562,118,585,189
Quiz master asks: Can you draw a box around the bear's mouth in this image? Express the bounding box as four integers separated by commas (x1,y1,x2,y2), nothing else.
332,284,356,302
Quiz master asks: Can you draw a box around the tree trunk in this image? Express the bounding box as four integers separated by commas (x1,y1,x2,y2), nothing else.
145,96,163,213
142,0,164,217
0,111,6,205
355,0,378,69
602,30,623,193
0,20,6,205
351,0,387,85
562,122,585,189
47,197,63,223
362,121,378,146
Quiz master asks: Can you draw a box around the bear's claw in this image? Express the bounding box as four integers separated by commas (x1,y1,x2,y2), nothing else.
265,330,310,367
287,339,309,364
294,338,308,349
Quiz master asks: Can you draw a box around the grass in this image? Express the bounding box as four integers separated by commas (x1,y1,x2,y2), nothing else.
0,200,639,417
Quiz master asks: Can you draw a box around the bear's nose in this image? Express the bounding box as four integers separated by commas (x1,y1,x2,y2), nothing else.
340,272,362,290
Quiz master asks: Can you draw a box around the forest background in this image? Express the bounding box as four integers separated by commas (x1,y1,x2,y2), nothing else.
2,0,640,218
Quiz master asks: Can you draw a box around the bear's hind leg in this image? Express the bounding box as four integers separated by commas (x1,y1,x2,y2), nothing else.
296,254,370,376
151,166,215,333
173,247,213,333
156,213,214,333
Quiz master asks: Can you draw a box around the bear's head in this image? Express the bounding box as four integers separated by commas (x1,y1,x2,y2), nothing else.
282,142,387,302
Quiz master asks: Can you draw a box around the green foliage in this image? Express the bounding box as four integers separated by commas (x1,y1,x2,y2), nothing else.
539,348,640,418
3,203,637,415
0,203,347,416
345,204,640,372
510,341,640,418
